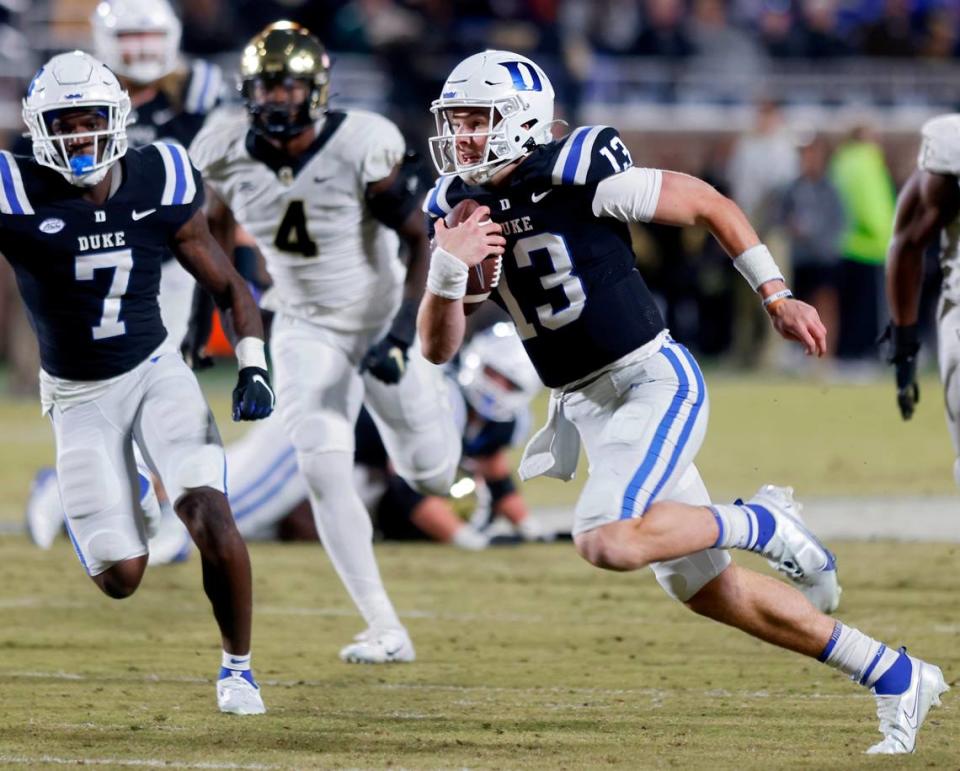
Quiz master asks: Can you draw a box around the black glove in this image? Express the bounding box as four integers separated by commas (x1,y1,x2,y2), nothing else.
880,323,920,420
360,334,410,384
232,366,276,421
360,298,418,385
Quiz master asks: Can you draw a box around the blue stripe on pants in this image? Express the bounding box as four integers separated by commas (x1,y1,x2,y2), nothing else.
619,345,692,519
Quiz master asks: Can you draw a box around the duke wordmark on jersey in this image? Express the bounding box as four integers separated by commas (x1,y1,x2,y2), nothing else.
425,125,664,388
0,142,203,380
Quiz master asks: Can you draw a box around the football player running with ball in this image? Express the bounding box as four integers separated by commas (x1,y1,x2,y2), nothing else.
190,23,461,664
418,50,947,754
9,51,274,714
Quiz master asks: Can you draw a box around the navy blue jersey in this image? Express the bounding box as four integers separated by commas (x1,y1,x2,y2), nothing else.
424,126,665,388
0,143,204,380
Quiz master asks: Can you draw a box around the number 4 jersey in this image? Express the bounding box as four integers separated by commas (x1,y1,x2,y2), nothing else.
0,143,204,380
424,125,667,388
189,108,408,327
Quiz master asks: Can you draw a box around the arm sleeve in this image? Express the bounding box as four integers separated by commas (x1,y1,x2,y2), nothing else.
590,167,663,223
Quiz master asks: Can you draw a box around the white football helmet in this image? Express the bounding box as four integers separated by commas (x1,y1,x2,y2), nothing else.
458,322,542,423
91,0,182,84
430,50,555,185
22,51,131,187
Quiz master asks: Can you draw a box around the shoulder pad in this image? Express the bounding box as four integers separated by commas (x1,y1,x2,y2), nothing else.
188,107,244,172
183,60,223,115
0,151,35,215
550,125,633,186
918,114,960,176
148,142,200,206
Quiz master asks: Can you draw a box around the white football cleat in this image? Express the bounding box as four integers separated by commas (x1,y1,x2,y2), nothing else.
866,653,948,754
339,627,415,664
744,485,842,613
25,467,63,550
217,669,266,715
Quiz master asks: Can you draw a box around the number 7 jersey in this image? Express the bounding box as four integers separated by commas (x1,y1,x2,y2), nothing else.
0,143,203,380
189,108,408,324
424,125,666,388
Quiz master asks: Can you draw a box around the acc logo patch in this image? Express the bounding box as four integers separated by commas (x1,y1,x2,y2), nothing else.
39,218,65,234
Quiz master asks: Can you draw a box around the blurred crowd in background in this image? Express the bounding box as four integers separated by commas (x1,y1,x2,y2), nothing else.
0,0,957,394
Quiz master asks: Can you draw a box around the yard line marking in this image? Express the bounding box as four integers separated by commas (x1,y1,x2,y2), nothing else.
0,757,280,770
3,670,868,700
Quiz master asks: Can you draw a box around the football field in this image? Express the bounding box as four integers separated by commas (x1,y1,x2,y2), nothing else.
0,368,957,768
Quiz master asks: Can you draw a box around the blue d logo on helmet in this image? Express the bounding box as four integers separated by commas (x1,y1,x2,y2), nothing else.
500,61,542,92
429,50,557,185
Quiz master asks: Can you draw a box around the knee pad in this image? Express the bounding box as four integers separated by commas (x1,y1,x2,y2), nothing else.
85,525,144,569
286,412,354,456
173,444,226,497
404,461,458,497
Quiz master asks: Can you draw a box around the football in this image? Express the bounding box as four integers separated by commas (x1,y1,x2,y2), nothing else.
444,199,502,313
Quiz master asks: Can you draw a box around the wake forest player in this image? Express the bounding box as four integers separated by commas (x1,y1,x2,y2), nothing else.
10,51,274,715
418,50,947,754
26,0,224,553
190,22,461,664
884,114,960,486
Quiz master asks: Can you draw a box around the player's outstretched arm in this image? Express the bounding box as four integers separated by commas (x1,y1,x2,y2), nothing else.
652,170,827,357
883,169,960,419
418,208,505,365
171,208,275,421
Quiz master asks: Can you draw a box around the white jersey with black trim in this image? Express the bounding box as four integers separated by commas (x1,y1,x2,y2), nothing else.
190,108,407,326
919,114,960,302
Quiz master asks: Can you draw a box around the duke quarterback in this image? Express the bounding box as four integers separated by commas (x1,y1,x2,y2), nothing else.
8,50,273,715
418,49,947,754
189,22,461,664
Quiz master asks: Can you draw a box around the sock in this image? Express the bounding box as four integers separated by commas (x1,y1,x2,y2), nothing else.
221,650,250,671
710,503,776,552
818,622,912,694
219,651,257,686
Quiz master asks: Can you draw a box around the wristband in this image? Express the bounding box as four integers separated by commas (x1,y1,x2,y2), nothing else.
733,244,784,292
427,247,469,300
762,289,793,308
235,337,267,371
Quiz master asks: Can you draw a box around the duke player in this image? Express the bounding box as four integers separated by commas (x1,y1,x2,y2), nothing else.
885,115,960,483
190,22,461,663
418,50,948,753
10,51,274,715
26,0,224,555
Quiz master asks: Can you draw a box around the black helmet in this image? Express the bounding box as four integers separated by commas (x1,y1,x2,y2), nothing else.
240,21,330,139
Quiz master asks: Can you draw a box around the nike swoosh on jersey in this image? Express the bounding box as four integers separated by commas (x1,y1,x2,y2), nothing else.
531,190,552,203
131,208,157,221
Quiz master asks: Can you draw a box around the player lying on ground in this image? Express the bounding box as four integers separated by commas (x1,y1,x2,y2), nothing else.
9,51,273,715
417,49,948,754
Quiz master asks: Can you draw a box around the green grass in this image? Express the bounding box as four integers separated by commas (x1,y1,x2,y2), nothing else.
0,540,956,769
0,368,954,525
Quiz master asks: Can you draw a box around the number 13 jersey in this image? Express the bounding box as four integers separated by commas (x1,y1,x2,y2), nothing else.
190,109,408,325
424,125,666,388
